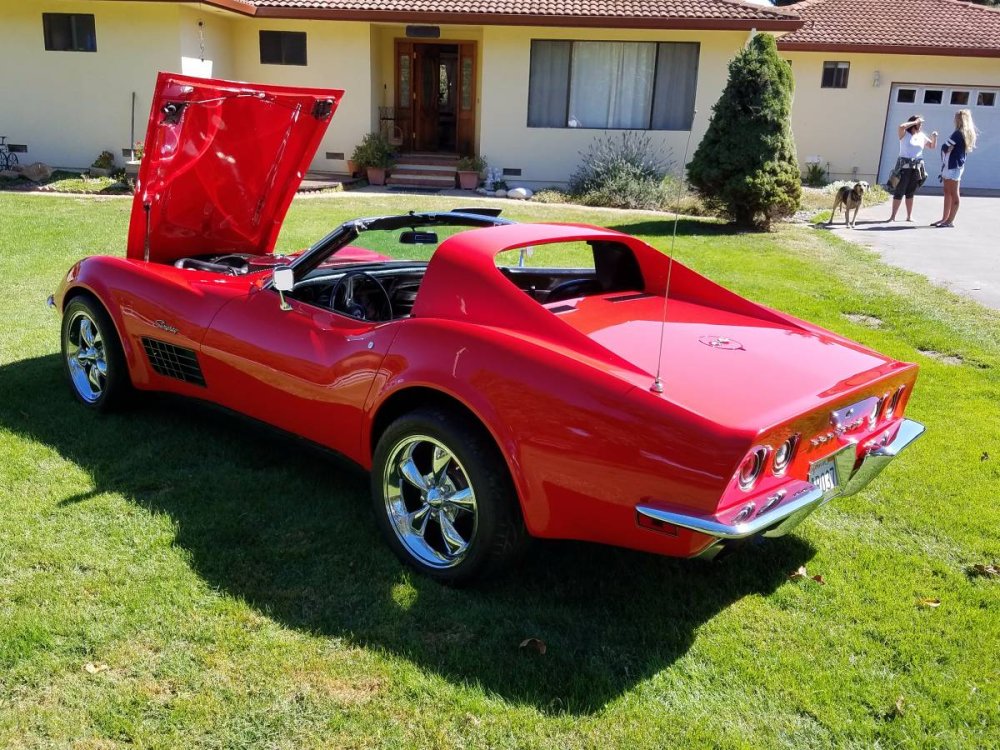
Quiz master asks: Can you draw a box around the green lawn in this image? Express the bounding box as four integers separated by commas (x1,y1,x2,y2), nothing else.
1,193,997,749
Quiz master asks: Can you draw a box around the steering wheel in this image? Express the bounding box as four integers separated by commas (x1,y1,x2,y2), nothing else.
546,278,601,303
330,271,394,322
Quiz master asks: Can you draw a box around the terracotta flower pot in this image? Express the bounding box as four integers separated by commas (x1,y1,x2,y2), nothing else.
458,170,479,190
366,166,387,186
347,159,359,177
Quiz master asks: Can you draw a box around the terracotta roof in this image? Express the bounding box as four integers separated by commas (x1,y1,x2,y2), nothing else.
777,0,1000,57
247,0,804,29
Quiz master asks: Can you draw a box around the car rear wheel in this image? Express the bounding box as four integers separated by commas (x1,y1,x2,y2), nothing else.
61,296,131,411
372,408,527,584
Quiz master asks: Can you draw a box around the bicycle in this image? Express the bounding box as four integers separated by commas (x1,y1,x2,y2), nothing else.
0,136,19,170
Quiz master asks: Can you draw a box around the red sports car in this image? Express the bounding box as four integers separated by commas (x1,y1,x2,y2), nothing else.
51,74,923,583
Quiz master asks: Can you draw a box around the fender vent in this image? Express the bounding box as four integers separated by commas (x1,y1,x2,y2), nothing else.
141,338,206,386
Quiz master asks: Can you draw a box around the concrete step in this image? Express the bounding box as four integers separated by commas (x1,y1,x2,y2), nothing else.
395,153,460,167
392,162,458,174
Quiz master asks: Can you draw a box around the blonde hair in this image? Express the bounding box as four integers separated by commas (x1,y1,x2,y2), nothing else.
956,109,978,152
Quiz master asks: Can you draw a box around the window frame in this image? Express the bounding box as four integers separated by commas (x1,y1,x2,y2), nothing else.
820,61,850,89
259,30,308,67
42,13,97,53
526,39,700,131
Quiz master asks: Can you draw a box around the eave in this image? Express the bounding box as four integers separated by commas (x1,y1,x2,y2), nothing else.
777,41,1000,59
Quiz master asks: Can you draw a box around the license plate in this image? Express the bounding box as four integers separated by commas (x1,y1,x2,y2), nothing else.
809,459,838,494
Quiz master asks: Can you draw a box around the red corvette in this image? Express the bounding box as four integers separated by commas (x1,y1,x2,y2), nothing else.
51,74,923,583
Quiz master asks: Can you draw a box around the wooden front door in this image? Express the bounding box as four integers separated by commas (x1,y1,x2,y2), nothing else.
394,40,476,155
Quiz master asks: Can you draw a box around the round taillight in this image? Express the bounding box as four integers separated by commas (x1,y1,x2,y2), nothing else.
738,447,768,491
773,435,797,475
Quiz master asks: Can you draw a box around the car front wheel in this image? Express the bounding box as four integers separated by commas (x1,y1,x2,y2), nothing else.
61,296,131,411
372,408,527,584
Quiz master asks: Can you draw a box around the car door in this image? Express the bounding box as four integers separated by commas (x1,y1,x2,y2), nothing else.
199,282,397,466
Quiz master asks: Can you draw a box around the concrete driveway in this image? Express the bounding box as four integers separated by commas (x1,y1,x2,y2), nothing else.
823,193,999,310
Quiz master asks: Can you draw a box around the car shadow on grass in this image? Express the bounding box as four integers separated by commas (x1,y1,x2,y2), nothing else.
607,218,744,239
1,354,814,716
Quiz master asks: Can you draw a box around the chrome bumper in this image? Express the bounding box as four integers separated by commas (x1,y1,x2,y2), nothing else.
636,418,925,545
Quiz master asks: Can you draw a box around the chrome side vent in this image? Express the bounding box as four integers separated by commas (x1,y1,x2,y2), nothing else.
141,337,206,386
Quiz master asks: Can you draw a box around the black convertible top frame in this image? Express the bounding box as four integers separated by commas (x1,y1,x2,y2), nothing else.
288,209,512,281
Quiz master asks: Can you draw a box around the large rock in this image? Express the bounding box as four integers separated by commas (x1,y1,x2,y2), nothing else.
508,187,533,200
20,162,54,182
494,189,507,198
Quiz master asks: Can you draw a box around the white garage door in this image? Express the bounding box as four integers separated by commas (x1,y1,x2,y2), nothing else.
878,83,1000,190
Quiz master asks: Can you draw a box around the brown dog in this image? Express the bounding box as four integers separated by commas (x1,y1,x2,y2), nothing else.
828,181,869,229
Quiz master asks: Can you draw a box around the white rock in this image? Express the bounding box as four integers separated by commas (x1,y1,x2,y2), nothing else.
494,189,507,198
508,187,533,200
475,187,488,195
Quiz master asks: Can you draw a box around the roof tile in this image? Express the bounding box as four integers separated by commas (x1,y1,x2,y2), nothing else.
252,0,798,22
777,0,1000,54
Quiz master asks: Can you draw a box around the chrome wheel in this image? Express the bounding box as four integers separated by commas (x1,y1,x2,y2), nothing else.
382,434,478,569
64,309,107,403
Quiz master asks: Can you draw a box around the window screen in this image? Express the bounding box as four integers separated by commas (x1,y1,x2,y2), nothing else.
259,31,307,66
42,13,96,52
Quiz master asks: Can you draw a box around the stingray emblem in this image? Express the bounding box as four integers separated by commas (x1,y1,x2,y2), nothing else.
154,320,179,334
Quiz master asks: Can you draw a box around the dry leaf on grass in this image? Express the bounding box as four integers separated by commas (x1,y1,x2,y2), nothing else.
980,451,990,461
918,598,941,608
970,563,999,578
83,662,110,674
519,638,547,655
788,566,825,584
893,696,906,717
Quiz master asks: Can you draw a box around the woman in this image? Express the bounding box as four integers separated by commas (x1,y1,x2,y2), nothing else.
933,109,978,228
888,115,937,222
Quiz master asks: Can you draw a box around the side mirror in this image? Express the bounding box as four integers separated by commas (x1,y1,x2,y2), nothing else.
273,266,294,311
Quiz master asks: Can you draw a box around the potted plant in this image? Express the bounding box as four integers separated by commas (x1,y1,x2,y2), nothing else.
90,150,116,178
351,133,395,186
456,155,487,190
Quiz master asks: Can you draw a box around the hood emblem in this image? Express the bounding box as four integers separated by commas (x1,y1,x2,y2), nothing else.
698,335,744,351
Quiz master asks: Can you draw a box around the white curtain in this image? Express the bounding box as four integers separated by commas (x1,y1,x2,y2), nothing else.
568,42,655,129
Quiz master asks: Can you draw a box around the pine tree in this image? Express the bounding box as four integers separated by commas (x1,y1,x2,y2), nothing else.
687,33,801,230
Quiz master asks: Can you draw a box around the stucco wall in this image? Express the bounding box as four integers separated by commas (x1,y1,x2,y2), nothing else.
0,0,207,169
477,27,750,186
230,18,373,174
785,50,1000,181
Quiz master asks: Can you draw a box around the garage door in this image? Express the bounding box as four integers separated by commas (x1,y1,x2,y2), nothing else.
878,83,1000,190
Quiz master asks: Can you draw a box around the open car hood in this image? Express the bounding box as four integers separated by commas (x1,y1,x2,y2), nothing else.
127,73,343,263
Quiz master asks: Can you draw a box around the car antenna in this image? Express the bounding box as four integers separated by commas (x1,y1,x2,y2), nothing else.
651,110,697,394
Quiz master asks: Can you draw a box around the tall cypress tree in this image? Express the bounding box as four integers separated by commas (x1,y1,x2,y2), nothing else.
687,33,801,230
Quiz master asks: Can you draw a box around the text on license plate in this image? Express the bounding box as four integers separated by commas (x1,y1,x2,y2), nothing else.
809,459,838,494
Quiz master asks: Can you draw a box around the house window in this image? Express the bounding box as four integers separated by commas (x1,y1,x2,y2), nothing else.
923,89,943,105
259,31,307,66
977,91,996,107
527,41,699,130
896,88,916,103
42,13,96,52
950,90,970,105
820,61,849,88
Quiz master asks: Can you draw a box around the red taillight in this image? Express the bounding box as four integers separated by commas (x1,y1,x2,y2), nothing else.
738,447,768,492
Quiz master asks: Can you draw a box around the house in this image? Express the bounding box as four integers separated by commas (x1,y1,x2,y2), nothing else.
777,0,1000,190
1,0,801,187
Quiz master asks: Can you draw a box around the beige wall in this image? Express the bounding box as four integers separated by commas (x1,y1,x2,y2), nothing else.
785,50,1000,181
477,27,749,186
230,18,372,173
0,0,206,169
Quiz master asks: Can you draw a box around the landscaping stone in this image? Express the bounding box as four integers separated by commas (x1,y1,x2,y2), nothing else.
494,189,507,198
508,187,533,200
21,162,54,182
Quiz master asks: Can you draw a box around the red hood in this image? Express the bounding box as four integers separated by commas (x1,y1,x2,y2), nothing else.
127,73,343,263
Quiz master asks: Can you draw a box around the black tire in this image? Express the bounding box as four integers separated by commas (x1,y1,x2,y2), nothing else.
371,408,528,584
60,296,132,412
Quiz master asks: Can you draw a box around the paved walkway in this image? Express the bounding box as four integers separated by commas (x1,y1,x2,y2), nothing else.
823,193,1000,310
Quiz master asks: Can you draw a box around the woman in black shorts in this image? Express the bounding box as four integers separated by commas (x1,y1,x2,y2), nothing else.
888,115,938,222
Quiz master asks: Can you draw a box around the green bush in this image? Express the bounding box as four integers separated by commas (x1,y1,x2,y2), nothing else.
351,133,395,170
803,162,828,187
687,34,801,230
456,154,487,173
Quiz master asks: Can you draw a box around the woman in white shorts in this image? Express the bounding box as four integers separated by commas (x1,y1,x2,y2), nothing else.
934,109,978,228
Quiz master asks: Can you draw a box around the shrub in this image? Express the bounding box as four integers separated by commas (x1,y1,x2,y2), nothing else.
565,132,675,210
687,34,801,230
531,188,570,204
91,151,115,170
351,133,395,170
803,162,828,187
